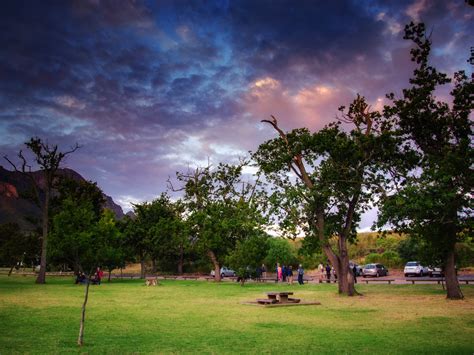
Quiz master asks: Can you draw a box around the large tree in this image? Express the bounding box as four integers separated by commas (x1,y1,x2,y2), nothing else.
254,96,396,296
378,22,473,300
170,162,267,282
128,194,189,277
3,137,79,283
49,179,105,273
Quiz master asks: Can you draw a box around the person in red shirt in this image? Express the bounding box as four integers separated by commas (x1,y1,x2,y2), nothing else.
96,267,104,285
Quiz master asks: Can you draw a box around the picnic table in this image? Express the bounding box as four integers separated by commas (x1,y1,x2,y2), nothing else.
266,291,295,303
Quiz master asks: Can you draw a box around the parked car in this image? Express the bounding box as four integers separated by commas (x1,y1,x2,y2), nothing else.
404,261,429,277
362,263,388,277
349,261,362,276
210,266,236,278
428,266,444,277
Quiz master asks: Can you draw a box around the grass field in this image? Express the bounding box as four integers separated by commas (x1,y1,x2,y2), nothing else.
1,276,473,354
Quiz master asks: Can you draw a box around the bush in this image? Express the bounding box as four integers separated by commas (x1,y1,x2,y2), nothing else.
364,251,403,268
365,253,381,264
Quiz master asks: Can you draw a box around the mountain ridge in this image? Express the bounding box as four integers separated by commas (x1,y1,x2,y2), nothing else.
0,165,125,230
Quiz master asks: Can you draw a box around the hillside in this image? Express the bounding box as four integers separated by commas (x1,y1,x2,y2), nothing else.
0,166,124,230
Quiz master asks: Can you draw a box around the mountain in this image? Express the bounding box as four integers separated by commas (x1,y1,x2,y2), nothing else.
0,165,124,230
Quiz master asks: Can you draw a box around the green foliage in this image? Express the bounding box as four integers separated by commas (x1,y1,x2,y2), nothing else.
397,237,423,263
175,162,268,269
226,234,270,280
129,194,189,272
455,242,474,268
379,22,473,271
49,197,97,272
0,223,39,269
264,237,298,268
364,253,381,264
49,180,124,275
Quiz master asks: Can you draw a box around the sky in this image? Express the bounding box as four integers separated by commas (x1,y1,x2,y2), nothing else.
1,0,473,230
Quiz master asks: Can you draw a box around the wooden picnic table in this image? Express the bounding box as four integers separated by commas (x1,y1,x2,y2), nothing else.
266,291,294,303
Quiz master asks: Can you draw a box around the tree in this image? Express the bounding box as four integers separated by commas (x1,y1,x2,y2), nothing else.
170,162,267,282
226,233,270,285
124,194,185,278
50,195,123,346
0,223,39,275
378,23,473,299
96,209,125,282
3,137,79,283
49,179,105,273
254,96,396,296
264,237,298,270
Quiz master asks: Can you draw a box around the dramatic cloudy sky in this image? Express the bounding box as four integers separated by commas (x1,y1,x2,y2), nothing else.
1,0,472,228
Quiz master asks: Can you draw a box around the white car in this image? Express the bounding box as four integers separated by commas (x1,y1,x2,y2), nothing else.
210,266,236,278
404,261,429,277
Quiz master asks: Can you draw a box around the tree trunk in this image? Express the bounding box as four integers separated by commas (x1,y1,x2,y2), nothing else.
177,244,184,275
151,259,157,273
77,278,91,346
108,270,112,282
36,187,49,284
444,246,463,299
316,216,357,296
8,264,15,276
336,235,357,296
208,250,221,282
140,254,146,279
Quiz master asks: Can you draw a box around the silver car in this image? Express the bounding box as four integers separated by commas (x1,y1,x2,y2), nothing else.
210,266,236,278
362,263,388,277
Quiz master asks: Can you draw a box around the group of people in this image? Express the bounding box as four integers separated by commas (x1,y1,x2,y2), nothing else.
316,263,358,283
74,267,104,285
275,263,305,285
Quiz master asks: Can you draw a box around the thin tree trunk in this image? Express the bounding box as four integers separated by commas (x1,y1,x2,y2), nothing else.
140,256,146,279
8,264,15,276
151,259,157,274
208,250,221,282
36,187,49,284
77,278,91,346
177,244,184,275
108,270,112,282
444,246,463,299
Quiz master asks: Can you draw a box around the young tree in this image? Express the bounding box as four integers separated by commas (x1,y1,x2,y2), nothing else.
264,237,298,269
226,233,270,286
3,137,79,283
378,22,473,299
170,162,267,282
254,96,396,296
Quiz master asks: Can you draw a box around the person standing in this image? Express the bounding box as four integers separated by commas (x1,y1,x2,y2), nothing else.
318,262,324,283
96,267,104,285
261,264,267,279
352,264,358,284
297,264,304,285
282,265,287,282
277,263,282,282
287,265,294,285
255,265,262,282
325,263,331,283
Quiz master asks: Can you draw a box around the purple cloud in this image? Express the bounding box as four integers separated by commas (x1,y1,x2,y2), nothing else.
1,0,472,232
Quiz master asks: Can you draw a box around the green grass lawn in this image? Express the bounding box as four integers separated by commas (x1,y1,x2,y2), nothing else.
1,276,473,354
